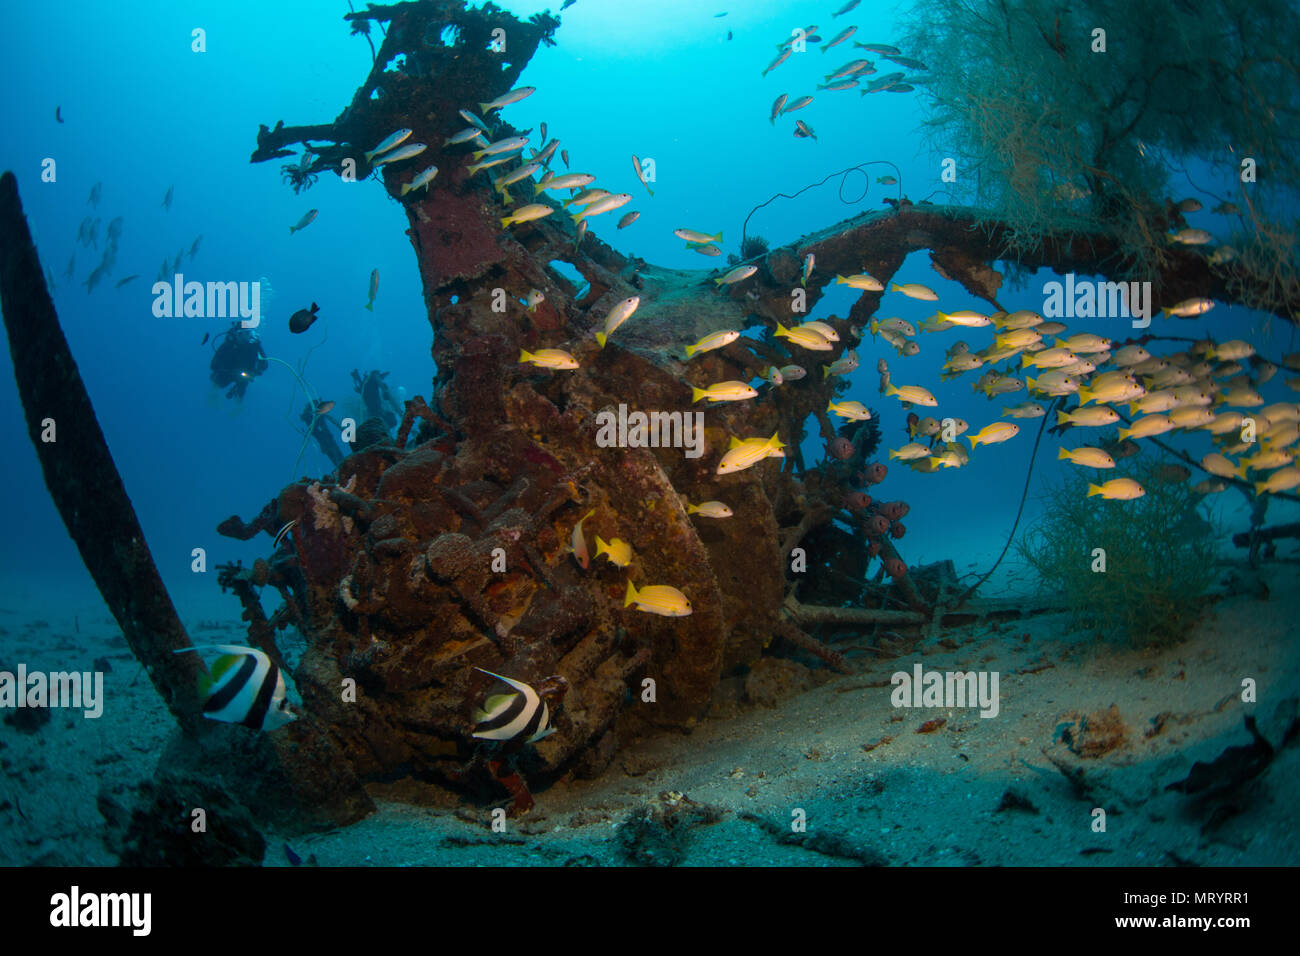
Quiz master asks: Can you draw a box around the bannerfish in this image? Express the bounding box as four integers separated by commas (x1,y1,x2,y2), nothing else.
289,209,319,234
364,269,379,311
173,645,296,731
471,668,556,743
624,580,692,617
289,303,320,333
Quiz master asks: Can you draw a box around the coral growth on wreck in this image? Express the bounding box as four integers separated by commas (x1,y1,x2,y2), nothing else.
1015,454,1218,646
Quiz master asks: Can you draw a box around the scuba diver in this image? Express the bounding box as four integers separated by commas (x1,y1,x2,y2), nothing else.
208,322,269,399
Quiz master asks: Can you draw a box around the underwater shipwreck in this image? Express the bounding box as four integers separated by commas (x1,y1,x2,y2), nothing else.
2,0,1299,866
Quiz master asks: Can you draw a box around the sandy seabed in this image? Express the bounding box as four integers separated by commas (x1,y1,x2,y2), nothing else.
1,558,1296,868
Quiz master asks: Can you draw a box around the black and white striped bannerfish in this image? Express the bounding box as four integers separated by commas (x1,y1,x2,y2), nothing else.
173,644,297,731
471,668,557,744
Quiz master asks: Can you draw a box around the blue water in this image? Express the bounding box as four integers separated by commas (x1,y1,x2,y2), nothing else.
1,0,1295,619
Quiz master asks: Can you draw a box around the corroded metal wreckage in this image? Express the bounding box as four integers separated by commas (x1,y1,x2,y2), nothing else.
4,0,1287,828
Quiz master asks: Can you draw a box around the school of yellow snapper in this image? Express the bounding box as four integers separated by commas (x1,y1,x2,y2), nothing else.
382,74,1300,732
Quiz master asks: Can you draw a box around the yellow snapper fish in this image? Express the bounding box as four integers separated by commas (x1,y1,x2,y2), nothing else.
1220,384,1264,407
885,383,938,406
676,228,723,246
1118,414,1175,440
563,188,611,209
534,171,596,194
685,329,739,357
467,154,518,177
716,264,758,286
1256,466,1300,495
966,422,1019,448
835,273,884,291
1205,339,1255,362
995,328,1042,350
373,142,428,167
1129,389,1179,415
1078,377,1145,405
1168,406,1216,429
775,323,833,350
996,309,1044,330
933,309,991,328
871,316,916,338
594,535,633,568
1204,411,1244,435
1201,453,1246,482
501,204,555,228
480,87,536,114
1241,447,1295,472
716,432,785,475
624,580,692,617
570,509,596,569
941,353,984,380
1057,406,1119,427
889,282,939,301
799,320,840,342
1021,347,1078,369
364,268,380,311
823,352,859,378
1087,478,1146,500
1056,333,1112,353
364,128,413,162
928,441,970,469
1113,345,1151,366
828,399,872,420
1162,297,1214,319
595,296,641,347
400,164,439,196
493,161,543,201
573,193,633,222
692,381,758,403
686,500,734,518
910,416,941,438
889,442,932,461
1026,372,1081,396
519,347,578,369
1059,446,1116,468
1003,402,1047,419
